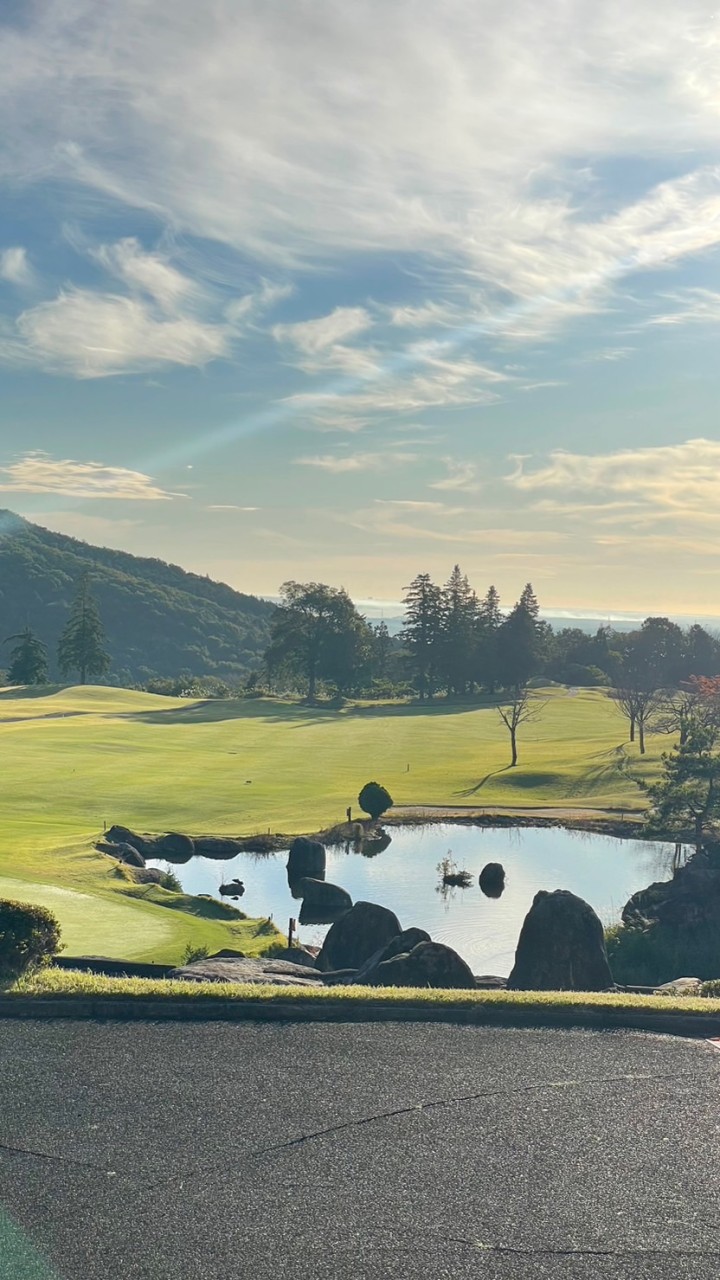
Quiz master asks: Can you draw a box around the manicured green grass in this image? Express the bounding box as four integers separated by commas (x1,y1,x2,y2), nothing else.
0,682,663,960
14,967,720,1020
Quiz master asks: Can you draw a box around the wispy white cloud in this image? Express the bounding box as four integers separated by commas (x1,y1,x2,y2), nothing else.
273,307,373,353
0,452,180,500
0,247,34,288
429,460,482,492
507,439,720,531
0,237,289,377
2,2,720,349
644,288,720,327
90,238,197,312
0,288,229,378
207,503,260,511
295,450,419,473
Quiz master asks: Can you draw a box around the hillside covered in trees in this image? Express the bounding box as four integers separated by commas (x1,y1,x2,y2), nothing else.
0,511,274,682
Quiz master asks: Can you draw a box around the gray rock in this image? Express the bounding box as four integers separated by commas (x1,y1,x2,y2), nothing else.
508,889,613,991
287,836,326,880
316,901,402,972
367,941,477,990
654,976,701,994
114,842,145,868
353,928,431,982
219,879,245,897
132,867,168,885
169,957,325,986
299,878,352,912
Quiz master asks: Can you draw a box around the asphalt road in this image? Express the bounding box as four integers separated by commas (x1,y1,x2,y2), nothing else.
1,1019,719,1280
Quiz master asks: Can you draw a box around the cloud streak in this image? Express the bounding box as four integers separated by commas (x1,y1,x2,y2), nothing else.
0,453,180,500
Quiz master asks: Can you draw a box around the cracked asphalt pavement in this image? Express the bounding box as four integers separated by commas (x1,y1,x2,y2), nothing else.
1,1019,719,1279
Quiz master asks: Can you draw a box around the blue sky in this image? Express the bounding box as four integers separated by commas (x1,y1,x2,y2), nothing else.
2,1,720,615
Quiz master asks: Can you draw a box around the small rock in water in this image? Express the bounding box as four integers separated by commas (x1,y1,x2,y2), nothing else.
479,862,505,898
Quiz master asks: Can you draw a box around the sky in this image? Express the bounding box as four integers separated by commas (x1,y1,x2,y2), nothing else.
2,2,720,617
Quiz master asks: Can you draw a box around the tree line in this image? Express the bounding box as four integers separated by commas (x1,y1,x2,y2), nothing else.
4,574,109,686
263,568,720,710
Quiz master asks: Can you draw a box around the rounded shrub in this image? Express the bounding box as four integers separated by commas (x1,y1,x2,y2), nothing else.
0,899,61,983
358,781,393,821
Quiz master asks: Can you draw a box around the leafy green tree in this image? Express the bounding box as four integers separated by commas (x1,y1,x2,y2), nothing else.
401,573,443,700
5,627,48,685
57,575,109,685
265,581,367,700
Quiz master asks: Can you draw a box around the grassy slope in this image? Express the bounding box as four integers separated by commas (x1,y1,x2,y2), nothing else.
0,683,662,960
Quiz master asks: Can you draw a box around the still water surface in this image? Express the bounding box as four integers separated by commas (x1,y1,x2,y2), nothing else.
151,824,677,976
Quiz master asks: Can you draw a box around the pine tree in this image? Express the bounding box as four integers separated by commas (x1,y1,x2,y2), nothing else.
475,585,502,690
440,564,478,696
497,583,544,688
401,573,443,700
5,627,48,685
57,575,110,685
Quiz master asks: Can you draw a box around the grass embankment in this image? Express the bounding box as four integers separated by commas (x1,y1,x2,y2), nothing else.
0,682,662,961
14,968,720,1021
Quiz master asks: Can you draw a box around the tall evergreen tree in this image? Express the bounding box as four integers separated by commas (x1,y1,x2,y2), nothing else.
475,585,502,690
5,627,48,685
370,621,392,681
440,564,478,696
57,575,109,685
496,583,544,688
401,573,443,700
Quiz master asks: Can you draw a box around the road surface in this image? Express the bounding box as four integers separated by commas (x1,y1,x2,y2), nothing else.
1,1018,719,1278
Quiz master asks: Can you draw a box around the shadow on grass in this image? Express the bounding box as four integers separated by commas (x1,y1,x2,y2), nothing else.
455,766,513,797
0,684,65,701
120,694,502,728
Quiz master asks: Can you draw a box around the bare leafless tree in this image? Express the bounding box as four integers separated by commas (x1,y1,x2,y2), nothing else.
609,685,660,755
496,685,546,767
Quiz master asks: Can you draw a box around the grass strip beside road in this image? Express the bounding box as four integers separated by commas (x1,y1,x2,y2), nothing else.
11,968,720,1019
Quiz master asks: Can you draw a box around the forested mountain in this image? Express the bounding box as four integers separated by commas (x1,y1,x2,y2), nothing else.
0,511,274,682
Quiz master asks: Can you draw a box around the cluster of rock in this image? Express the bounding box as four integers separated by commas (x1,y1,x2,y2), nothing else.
622,846,720,932
170,900,480,989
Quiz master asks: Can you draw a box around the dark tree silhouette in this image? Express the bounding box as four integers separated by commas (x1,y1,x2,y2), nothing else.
5,627,48,685
57,574,109,685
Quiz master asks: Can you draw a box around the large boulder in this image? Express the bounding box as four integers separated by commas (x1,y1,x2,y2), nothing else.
368,941,476,990
299,878,352,912
353,927,431,981
287,837,326,881
114,842,145,869
316,901,402,972
508,889,613,991
622,849,720,931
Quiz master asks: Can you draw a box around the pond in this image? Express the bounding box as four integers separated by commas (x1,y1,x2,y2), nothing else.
149,824,678,977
